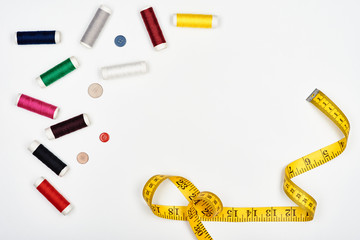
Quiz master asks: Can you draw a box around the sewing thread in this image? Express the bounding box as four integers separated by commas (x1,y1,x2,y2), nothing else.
16,94,59,119
172,14,219,28
81,5,112,48
34,177,72,215
45,114,90,140
101,61,148,80
16,31,61,45
28,140,68,176
140,7,167,50
36,57,79,87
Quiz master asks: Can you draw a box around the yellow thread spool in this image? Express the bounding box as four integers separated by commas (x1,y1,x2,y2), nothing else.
173,14,219,28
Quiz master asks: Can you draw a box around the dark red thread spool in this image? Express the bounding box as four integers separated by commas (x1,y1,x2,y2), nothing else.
34,177,72,215
45,113,90,140
140,6,167,50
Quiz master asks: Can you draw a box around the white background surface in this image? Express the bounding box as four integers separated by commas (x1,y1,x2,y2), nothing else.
1,0,359,239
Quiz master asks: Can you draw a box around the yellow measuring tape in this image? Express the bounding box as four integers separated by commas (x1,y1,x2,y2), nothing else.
143,89,350,240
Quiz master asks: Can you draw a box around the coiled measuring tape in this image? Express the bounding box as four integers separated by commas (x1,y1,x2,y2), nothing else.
143,89,350,240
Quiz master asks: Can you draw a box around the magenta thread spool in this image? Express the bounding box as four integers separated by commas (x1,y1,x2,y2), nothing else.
16,94,59,119
45,114,90,140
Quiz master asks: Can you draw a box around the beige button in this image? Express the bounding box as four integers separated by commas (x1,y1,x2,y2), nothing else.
77,152,89,164
88,83,103,98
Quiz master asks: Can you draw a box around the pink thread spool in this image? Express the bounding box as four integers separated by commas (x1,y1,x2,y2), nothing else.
16,94,59,119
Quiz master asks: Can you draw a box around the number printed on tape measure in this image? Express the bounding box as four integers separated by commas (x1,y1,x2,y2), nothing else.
142,89,350,240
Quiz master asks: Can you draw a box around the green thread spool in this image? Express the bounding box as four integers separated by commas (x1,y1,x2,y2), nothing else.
36,57,79,87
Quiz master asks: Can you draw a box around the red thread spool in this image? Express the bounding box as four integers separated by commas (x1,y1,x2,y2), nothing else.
34,177,72,215
16,94,59,119
140,6,167,50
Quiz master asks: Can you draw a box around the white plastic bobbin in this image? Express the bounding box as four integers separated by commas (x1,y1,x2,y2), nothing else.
83,113,91,126
58,166,69,177
99,4,112,14
155,43,167,51
61,204,73,215
15,93,22,106
28,140,41,153
53,108,60,119
45,127,55,140
54,31,61,43
36,76,46,88
34,176,46,189
69,56,80,69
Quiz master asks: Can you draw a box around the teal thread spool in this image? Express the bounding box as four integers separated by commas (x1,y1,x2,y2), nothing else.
36,57,79,87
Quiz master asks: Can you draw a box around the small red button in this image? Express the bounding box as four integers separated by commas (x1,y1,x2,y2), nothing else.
99,132,110,142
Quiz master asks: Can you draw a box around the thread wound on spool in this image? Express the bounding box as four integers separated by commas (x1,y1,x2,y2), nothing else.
140,7,167,50
29,140,68,176
81,5,111,48
16,31,60,45
37,57,79,87
16,94,59,119
173,14,218,28
46,114,90,140
101,61,148,80
35,177,72,215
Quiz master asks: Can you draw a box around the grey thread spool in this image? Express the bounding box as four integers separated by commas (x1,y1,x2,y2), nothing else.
81,5,112,48
101,61,148,80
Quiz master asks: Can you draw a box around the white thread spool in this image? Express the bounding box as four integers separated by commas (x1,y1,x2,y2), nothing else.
101,61,148,80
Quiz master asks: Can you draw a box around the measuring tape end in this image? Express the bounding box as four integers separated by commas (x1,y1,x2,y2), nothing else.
306,88,320,102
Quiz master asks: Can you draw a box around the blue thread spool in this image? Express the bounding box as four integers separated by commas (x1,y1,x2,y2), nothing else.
114,35,126,47
16,31,61,45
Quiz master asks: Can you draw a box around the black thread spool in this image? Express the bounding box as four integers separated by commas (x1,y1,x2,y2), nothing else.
28,141,68,176
45,114,90,140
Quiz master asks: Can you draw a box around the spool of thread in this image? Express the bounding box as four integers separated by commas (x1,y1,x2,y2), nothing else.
15,31,61,45
28,140,68,176
34,177,72,215
81,5,112,48
172,14,219,28
45,114,90,140
16,94,59,119
36,57,79,88
140,7,167,51
101,61,148,80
